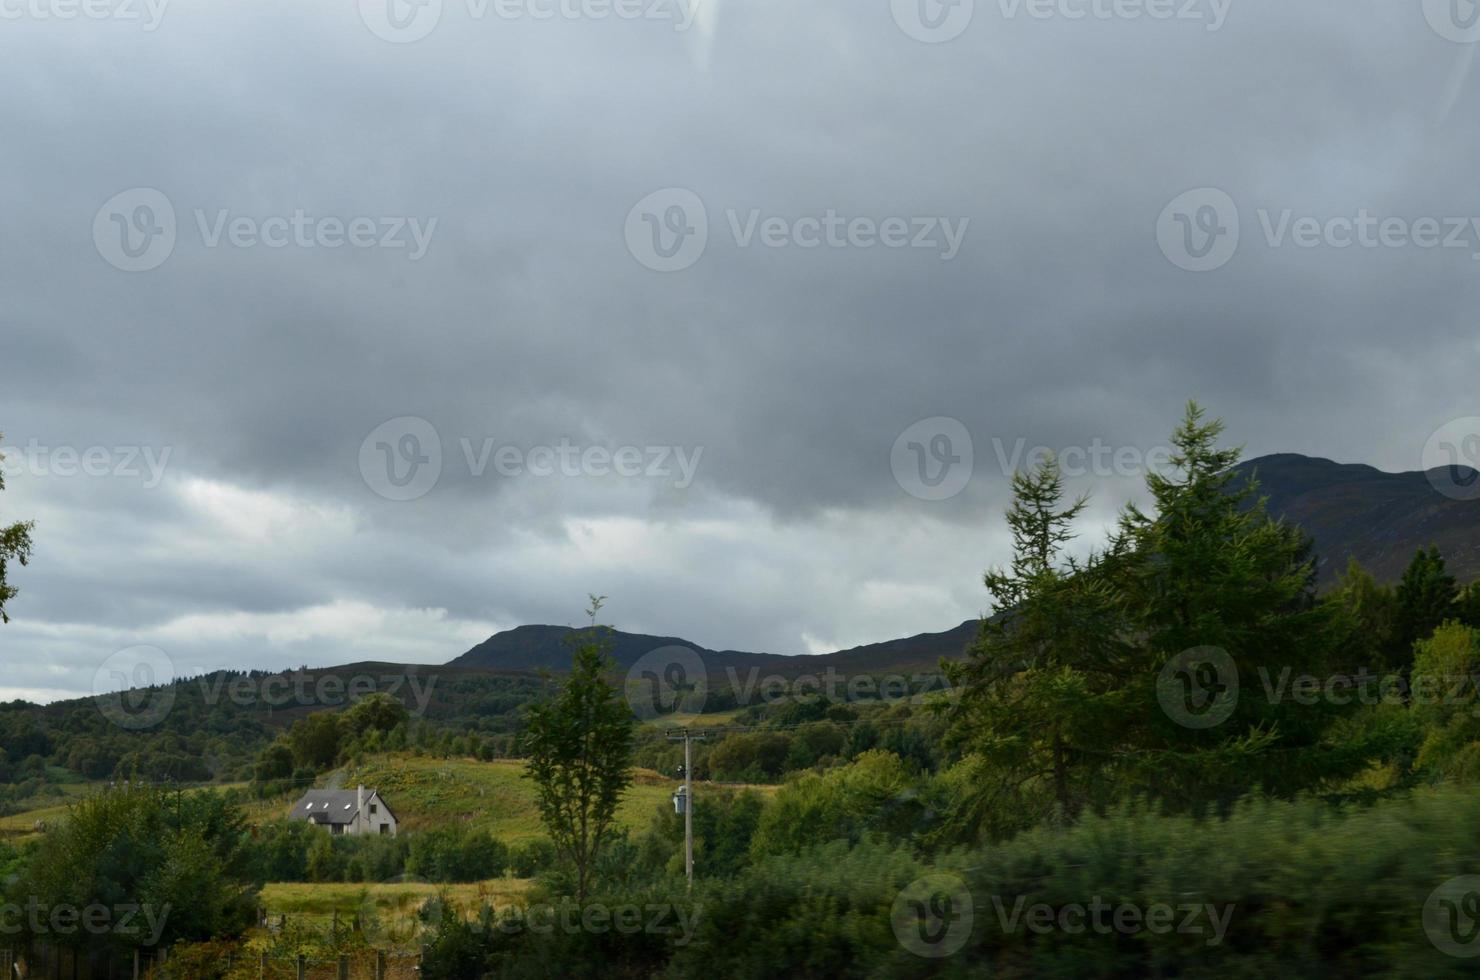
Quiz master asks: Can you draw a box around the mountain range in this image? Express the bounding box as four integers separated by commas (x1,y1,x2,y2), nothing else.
448,453,1480,676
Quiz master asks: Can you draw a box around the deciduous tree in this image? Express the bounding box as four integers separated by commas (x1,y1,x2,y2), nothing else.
0,434,35,624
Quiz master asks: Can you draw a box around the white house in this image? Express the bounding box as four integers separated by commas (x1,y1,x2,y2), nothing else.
289,785,397,837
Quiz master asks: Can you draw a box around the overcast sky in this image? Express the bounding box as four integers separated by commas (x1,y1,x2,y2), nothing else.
2,0,1479,703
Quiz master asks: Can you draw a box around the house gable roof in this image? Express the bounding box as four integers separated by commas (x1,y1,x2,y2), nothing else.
289,788,386,825
364,790,399,824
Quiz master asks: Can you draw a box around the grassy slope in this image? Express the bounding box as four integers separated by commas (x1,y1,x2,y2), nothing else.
3,753,776,851
245,752,775,840
329,755,726,841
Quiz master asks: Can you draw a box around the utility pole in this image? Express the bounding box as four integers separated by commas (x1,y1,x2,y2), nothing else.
666,728,706,890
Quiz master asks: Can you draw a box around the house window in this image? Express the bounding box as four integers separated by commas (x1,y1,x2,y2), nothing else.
370,804,378,814
379,825,389,835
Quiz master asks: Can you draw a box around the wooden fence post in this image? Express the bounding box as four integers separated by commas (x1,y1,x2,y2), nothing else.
375,950,386,980
337,954,349,980
296,953,306,980
260,950,268,979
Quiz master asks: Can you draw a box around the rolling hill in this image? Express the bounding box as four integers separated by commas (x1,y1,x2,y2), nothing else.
449,453,1480,674
1237,453,1480,585
447,621,977,678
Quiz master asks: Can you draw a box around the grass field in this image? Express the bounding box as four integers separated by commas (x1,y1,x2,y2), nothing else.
0,801,72,840
333,755,683,841
260,878,535,939
261,879,533,915
2,754,776,848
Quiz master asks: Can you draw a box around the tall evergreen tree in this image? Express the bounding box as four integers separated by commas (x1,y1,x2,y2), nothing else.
1113,403,1381,807
1328,558,1398,673
948,404,1398,834
523,597,636,901
1393,546,1459,672
942,458,1134,838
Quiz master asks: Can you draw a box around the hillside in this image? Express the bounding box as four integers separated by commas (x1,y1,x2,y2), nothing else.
1236,453,1480,585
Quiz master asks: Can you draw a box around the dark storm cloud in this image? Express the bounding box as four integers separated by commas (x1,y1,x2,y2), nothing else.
3,0,1479,699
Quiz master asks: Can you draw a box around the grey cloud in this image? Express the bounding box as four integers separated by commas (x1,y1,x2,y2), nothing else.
2,0,1479,697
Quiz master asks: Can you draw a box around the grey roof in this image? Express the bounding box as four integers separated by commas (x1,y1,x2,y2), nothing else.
289,788,382,825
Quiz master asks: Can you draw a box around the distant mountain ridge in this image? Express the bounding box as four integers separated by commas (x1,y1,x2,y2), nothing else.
446,621,978,678
448,453,1480,675
1235,453,1480,585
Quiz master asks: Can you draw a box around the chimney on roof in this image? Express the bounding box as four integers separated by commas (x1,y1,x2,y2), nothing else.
357,784,365,815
